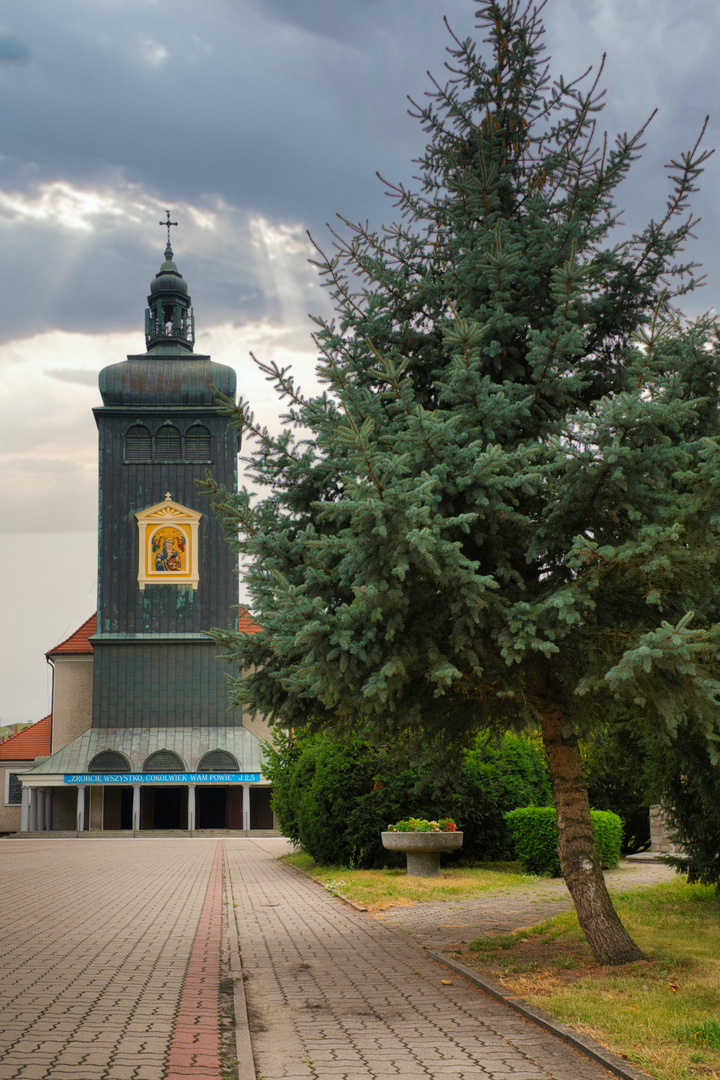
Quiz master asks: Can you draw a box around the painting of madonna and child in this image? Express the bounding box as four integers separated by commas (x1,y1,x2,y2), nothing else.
152,527,187,573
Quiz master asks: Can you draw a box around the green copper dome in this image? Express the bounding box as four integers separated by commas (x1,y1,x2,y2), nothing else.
149,243,189,296
150,273,189,297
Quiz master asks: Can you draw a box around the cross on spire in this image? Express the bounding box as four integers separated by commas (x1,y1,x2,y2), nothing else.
159,210,178,246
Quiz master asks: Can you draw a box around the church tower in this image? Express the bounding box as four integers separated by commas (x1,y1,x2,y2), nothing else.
18,223,274,835
93,229,239,728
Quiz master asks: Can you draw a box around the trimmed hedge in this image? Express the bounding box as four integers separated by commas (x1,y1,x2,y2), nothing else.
505,806,623,876
592,810,623,869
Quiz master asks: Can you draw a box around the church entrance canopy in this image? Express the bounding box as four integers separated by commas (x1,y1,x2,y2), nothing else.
18,727,274,835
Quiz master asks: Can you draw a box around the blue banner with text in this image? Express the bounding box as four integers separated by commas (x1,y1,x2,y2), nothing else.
64,773,261,784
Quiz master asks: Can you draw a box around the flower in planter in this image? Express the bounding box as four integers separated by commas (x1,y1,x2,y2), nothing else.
387,817,458,832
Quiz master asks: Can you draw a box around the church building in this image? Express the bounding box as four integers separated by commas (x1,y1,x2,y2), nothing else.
16,228,276,835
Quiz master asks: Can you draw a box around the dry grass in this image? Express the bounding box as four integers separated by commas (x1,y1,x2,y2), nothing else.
458,879,720,1080
282,852,534,910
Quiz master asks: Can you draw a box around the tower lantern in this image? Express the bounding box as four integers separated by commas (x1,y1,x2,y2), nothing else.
145,235,195,353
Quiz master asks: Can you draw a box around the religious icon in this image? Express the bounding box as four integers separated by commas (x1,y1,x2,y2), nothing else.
151,527,186,572
137,499,200,589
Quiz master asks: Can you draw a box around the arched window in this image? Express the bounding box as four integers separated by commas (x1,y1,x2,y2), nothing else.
185,424,211,461
125,425,152,462
143,750,184,773
155,425,182,460
88,751,131,773
197,751,239,773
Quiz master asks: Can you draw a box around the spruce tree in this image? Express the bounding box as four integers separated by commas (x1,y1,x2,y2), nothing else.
205,1,720,964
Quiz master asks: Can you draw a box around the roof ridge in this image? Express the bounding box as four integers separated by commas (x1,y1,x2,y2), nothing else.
47,613,97,657
0,715,52,760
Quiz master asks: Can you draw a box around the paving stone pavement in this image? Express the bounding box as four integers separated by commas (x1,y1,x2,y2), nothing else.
226,838,634,1080
369,860,676,952
0,838,665,1080
0,838,219,1080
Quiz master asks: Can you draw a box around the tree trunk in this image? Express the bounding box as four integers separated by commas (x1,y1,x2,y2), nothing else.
540,704,646,965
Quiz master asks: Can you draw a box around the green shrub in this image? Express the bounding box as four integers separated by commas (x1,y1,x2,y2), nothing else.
506,806,623,875
591,810,623,869
458,734,552,860
505,806,561,875
263,730,551,867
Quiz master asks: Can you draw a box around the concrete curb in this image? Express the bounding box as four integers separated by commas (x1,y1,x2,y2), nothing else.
224,846,257,1080
283,858,368,910
428,950,652,1080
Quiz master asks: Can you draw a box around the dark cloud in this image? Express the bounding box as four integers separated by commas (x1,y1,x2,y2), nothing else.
0,32,30,64
0,1,480,227
0,0,716,344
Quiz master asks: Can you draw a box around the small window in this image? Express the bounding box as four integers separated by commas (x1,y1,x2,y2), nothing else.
197,751,239,773
143,750,184,773
125,425,152,462
88,751,130,773
185,424,211,461
155,425,182,460
7,772,24,804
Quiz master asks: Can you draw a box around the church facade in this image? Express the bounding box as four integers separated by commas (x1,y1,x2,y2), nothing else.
17,235,276,835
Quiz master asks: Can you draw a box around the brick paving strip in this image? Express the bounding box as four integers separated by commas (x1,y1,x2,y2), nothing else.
166,839,223,1080
226,838,635,1080
0,838,220,1080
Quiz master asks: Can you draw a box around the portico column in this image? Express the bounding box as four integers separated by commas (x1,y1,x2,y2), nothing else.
36,789,45,832
188,784,196,832
242,784,250,832
132,784,141,833
76,784,86,832
29,787,37,832
45,790,53,831
21,786,30,832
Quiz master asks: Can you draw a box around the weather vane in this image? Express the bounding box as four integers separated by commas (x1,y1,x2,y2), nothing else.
159,209,178,245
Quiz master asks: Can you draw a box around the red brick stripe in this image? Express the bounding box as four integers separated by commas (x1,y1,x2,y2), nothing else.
167,840,224,1079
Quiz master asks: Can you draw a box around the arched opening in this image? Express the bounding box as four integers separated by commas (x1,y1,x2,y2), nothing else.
185,424,212,461
197,750,239,773
155,424,182,460
89,751,131,773
125,425,152,462
143,750,184,773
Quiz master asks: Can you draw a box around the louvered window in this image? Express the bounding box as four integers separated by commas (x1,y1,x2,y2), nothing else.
185,424,211,461
125,425,152,462
197,751,239,773
155,425,182,460
89,751,130,773
143,750,184,773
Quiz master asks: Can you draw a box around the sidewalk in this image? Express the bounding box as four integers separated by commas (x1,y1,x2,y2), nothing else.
0,837,220,1080
0,837,659,1080
226,839,644,1080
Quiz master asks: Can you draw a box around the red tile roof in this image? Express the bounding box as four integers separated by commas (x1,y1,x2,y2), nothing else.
47,613,96,657
0,715,51,761
238,608,261,634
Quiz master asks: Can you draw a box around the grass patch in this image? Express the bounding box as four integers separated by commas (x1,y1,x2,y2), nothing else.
460,878,720,1080
282,852,533,909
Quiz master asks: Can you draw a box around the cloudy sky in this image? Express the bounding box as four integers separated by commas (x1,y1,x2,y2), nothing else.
1,0,719,726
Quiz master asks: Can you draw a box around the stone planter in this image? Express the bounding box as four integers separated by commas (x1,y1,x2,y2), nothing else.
381,830,463,877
